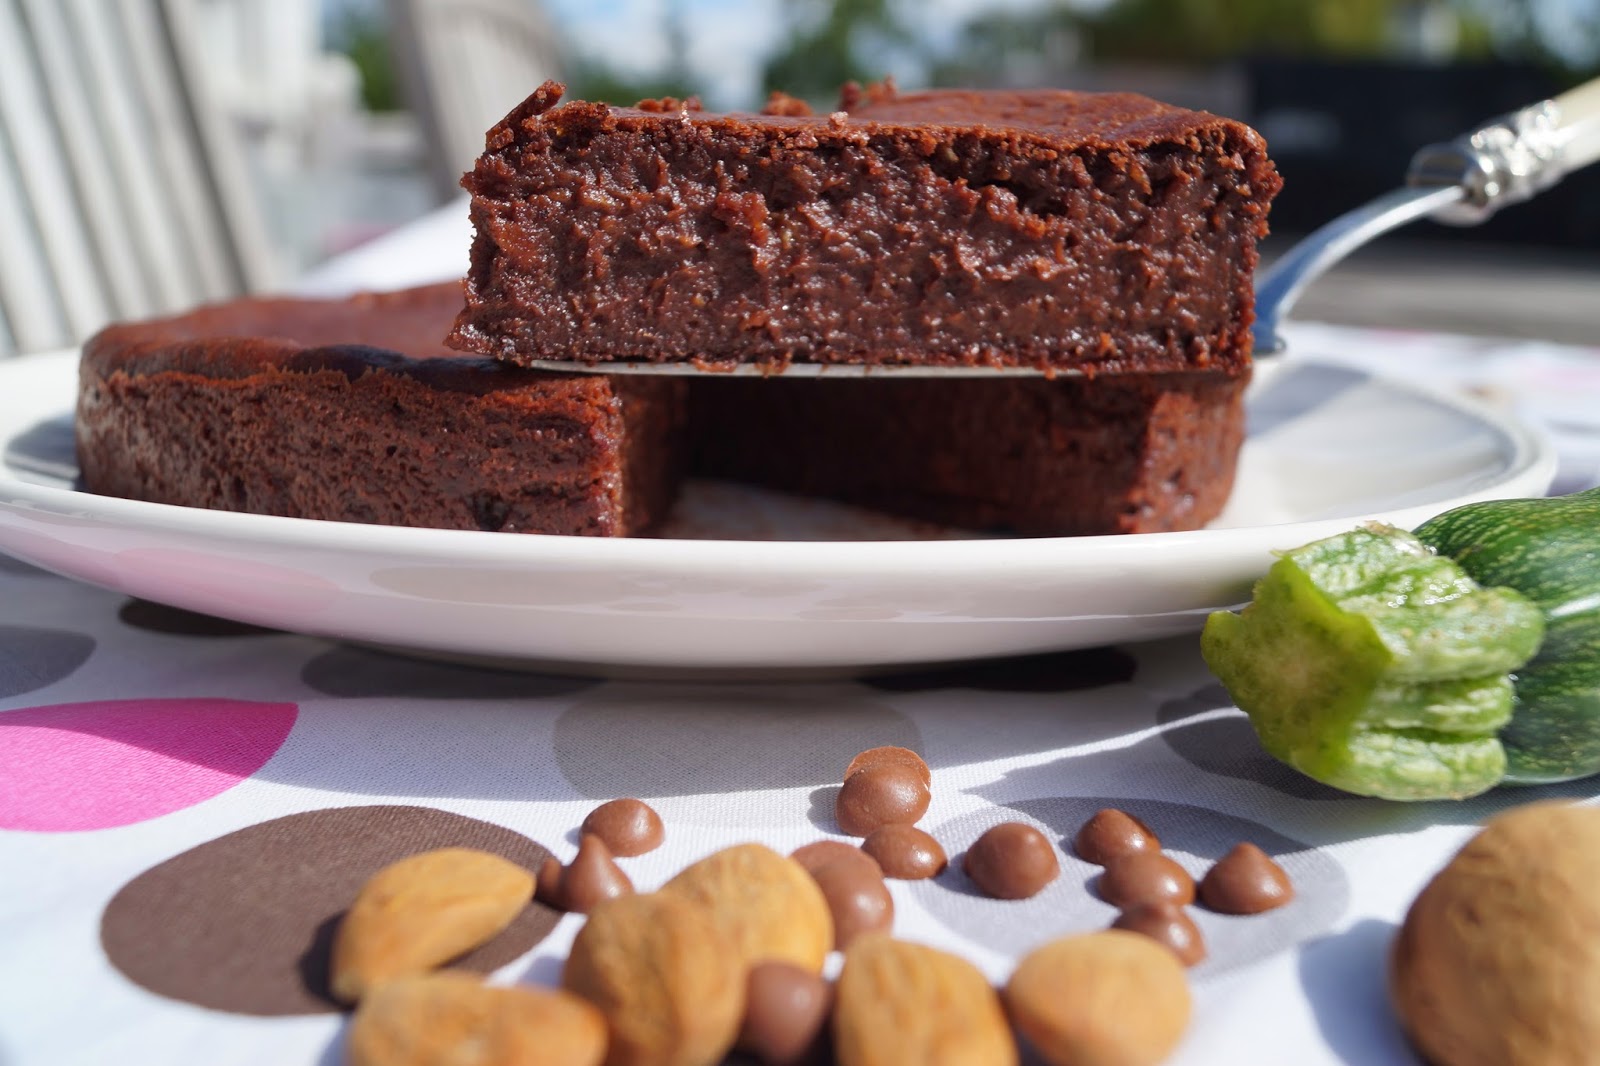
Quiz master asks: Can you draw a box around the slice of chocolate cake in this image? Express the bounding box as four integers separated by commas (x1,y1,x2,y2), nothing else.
689,371,1247,536
77,282,686,536
450,81,1279,373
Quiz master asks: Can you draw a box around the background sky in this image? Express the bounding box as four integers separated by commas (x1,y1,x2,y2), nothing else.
541,0,1079,107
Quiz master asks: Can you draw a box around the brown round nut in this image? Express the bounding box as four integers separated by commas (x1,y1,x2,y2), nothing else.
1074,808,1160,866
835,763,931,837
535,834,633,914
1198,842,1293,914
737,961,833,1065
1005,930,1190,1066
1391,801,1600,1066
809,859,894,949
330,847,534,1004
861,824,948,880
1111,903,1207,968
791,840,884,881
348,971,606,1066
963,823,1059,900
580,798,664,857
836,934,1017,1066
844,746,932,788
563,892,743,1066
660,843,833,972
1098,851,1195,909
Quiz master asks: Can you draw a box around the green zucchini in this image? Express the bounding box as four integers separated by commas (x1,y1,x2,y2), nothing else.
1200,523,1545,800
1415,486,1600,783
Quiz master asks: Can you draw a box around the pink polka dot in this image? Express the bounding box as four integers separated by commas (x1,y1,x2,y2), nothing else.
0,699,297,832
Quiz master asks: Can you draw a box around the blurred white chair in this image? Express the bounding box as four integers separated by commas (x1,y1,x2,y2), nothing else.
0,0,276,357
388,0,565,201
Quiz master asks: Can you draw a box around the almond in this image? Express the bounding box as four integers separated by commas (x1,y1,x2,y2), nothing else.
834,934,1017,1066
660,843,833,973
330,847,534,1003
562,892,744,1066
346,971,606,1066
1005,930,1190,1066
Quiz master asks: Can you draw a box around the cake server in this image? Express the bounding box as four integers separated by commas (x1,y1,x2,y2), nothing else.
525,76,1600,378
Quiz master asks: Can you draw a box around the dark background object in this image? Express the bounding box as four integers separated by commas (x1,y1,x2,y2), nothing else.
1248,57,1600,248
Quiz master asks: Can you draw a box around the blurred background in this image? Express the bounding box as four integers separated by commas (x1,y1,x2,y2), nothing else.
2,0,1597,353
309,0,1600,339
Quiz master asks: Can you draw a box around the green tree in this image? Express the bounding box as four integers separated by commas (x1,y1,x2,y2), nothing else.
761,0,910,104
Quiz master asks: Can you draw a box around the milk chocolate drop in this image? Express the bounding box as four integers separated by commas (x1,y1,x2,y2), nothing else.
579,798,664,857
534,834,633,913
1097,852,1195,908
791,840,883,880
835,763,930,837
1074,808,1160,866
737,961,833,1065
1112,903,1207,967
963,822,1059,900
1199,842,1294,914
861,824,948,880
810,859,894,949
844,746,932,788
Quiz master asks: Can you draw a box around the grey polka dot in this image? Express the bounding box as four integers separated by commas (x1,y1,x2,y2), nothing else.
119,600,279,638
913,797,1348,978
0,554,56,577
300,646,596,700
553,686,920,826
864,647,1136,693
1158,685,1600,833
0,626,95,698
1158,685,1352,801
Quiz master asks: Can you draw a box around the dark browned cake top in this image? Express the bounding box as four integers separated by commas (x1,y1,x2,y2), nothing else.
522,81,1265,156
83,282,597,399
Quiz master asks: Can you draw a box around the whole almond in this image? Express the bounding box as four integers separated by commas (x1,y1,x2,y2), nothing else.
834,934,1017,1066
347,971,606,1066
660,843,833,973
1005,930,1190,1066
563,892,744,1066
330,847,534,1003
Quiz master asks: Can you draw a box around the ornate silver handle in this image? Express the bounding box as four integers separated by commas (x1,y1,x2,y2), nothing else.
1408,79,1600,223
1254,76,1600,353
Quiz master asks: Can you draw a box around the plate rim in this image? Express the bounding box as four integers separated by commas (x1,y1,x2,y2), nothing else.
0,347,1558,578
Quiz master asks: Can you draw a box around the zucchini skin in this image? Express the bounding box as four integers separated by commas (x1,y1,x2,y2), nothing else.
1415,487,1600,783
1200,524,1544,800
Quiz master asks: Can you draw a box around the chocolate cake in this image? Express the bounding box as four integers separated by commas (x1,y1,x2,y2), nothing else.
450,81,1280,372
690,371,1246,536
76,282,687,536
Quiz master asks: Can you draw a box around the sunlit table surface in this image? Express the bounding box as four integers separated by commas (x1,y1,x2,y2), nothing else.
2,199,1600,1066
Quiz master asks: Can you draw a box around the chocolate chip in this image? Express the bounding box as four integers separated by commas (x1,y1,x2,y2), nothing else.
835,763,930,837
861,824,947,880
534,835,632,913
809,858,894,949
1112,903,1207,967
1097,852,1195,909
1073,808,1160,866
1199,842,1294,914
844,745,931,788
579,798,664,857
791,840,884,881
962,822,1059,900
736,961,833,1065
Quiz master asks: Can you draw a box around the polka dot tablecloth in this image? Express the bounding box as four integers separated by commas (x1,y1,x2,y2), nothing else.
5,207,1600,1065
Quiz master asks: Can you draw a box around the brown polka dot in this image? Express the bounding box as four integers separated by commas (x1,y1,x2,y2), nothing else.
100,805,559,1016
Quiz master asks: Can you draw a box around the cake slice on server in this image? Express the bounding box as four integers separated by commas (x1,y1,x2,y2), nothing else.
448,80,1280,375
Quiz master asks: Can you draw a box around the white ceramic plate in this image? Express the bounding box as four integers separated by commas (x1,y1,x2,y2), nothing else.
0,349,1555,675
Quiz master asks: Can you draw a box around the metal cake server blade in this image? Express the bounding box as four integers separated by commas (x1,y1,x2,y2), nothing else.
525,76,1600,378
